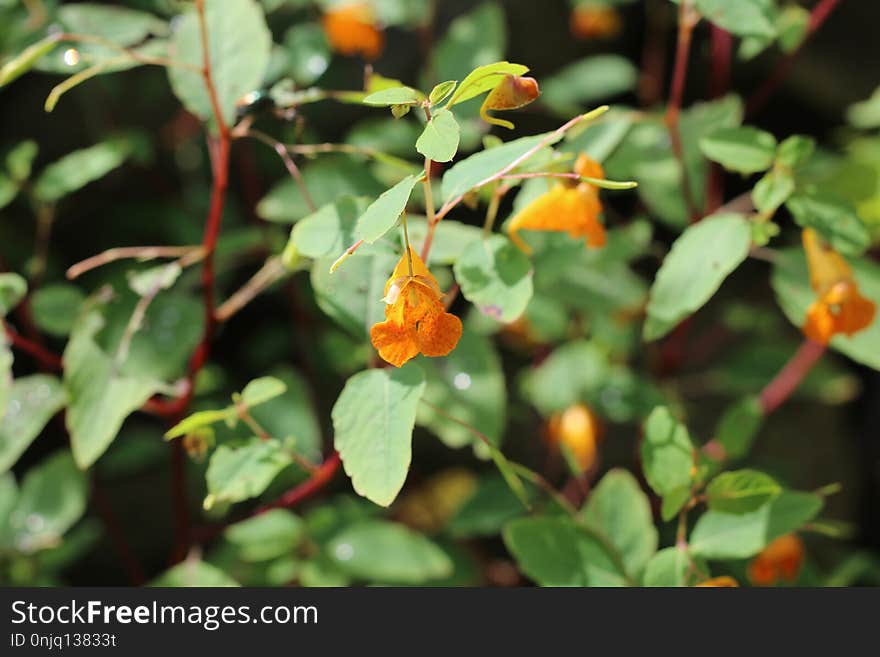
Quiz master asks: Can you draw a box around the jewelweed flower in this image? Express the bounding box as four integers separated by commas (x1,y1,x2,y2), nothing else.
507,153,606,255
570,3,622,40
544,403,601,471
748,534,805,586
802,228,876,344
480,74,540,129
695,576,739,587
322,3,384,60
370,247,462,368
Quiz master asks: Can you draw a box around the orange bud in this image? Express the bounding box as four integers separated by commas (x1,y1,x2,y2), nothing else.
480,75,540,129
748,534,805,586
570,4,622,40
695,576,739,587
545,404,601,472
322,3,384,60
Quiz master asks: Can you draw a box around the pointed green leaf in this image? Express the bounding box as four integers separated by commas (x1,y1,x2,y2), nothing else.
641,407,694,497
33,140,130,203
225,509,304,562
786,191,870,257
363,86,424,106
642,547,708,586
355,174,420,243
0,273,26,316
416,109,460,163
291,196,370,259
706,469,781,515
0,375,67,473
700,126,777,174
454,235,533,323
240,376,287,408
204,439,292,509
644,213,752,340
447,61,529,107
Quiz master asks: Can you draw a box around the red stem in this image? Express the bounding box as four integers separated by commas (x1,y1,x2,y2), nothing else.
759,338,826,414
746,0,843,117
706,25,733,214
92,478,146,585
665,1,700,223
3,322,62,371
255,452,342,515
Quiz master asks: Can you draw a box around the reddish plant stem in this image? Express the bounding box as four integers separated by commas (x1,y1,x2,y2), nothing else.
3,321,62,371
169,0,232,563
759,338,826,414
706,25,733,214
665,0,700,223
638,0,669,107
255,452,342,514
746,0,843,117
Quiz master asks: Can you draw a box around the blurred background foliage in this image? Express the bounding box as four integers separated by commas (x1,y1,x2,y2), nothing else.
0,0,879,587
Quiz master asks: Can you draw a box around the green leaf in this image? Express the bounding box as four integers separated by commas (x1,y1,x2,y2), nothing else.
447,61,529,107
0,273,27,316
713,396,763,460
771,248,880,370
225,509,304,562
777,135,816,169
30,284,86,337
127,263,181,297
33,140,130,203
0,35,60,88
64,308,162,468
642,547,708,587
641,407,695,497
404,217,483,266
786,191,870,257
204,439,292,509
417,327,506,454
847,86,880,130
503,517,629,587
282,23,330,86
258,155,384,224
454,235,533,323
291,196,370,259
363,86,424,106
442,131,563,202
429,80,457,105
0,376,67,474
753,167,795,214
644,213,752,340
582,469,658,577
6,140,39,183
167,0,271,127
8,451,87,553
355,174,420,243
240,376,287,408
705,469,781,514
695,0,776,38
58,3,167,47
519,340,609,415
0,335,9,425
332,364,426,507
690,490,823,559
311,249,397,337
152,559,239,587
700,126,777,174
541,55,637,117
661,486,691,522
250,367,323,463
328,521,453,584
0,174,16,211
165,409,234,440
416,109,461,163
449,474,532,538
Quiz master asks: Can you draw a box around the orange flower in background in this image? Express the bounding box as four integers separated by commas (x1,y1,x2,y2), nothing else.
370,247,462,367
322,3,384,60
802,228,876,344
507,153,606,254
695,576,739,587
480,74,541,129
570,3,622,40
544,403,601,471
748,534,805,586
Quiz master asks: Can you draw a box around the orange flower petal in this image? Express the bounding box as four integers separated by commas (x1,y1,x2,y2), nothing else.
574,153,605,181
480,75,540,129
417,307,463,358
695,576,739,587
370,319,419,368
570,5,622,40
322,3,384,60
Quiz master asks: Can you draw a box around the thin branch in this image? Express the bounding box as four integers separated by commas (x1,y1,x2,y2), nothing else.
746,0,844,117
215,256,289,323
255,452,342,514
419,105,438,261
66,246,204,280
246,129,317,213
759,338,826,414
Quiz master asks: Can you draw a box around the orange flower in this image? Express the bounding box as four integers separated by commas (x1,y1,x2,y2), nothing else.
544,403,601,471
322,3,384,60
695,576,739,587
507,153,606,254
480,75,541,129
802,228,876,344
570,3,622,40
748,534,805,586
370,247,462,368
